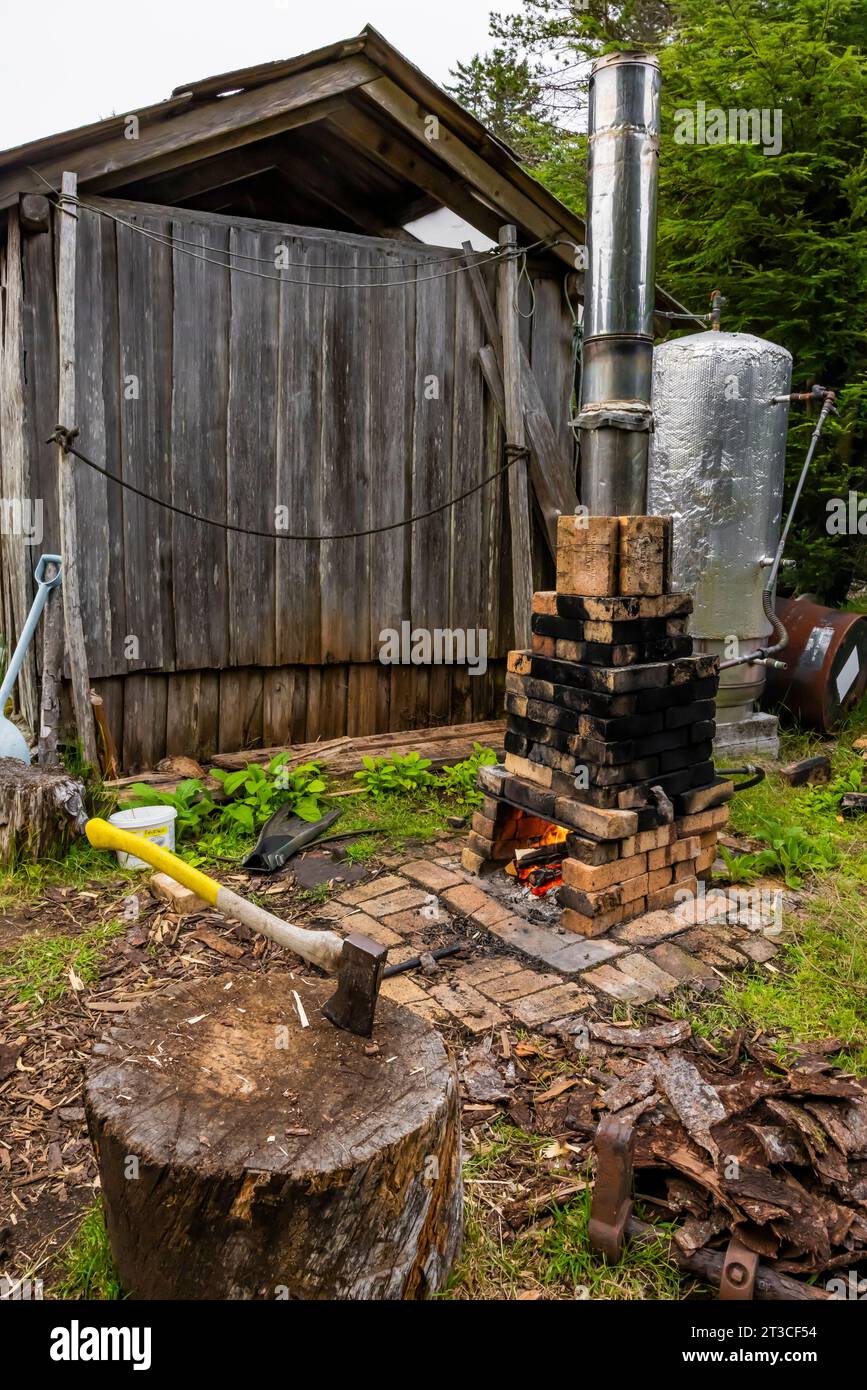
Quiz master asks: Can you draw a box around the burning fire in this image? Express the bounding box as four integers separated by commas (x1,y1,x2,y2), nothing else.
506,822,568,896
537,825,568,848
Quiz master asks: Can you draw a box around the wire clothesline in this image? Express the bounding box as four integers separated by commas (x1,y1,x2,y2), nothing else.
31,166,569,292
48,426,526,542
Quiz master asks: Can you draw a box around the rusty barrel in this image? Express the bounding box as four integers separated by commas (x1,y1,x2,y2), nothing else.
764,596,867,731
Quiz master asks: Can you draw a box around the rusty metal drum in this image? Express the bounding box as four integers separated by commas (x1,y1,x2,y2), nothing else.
764,596,867,731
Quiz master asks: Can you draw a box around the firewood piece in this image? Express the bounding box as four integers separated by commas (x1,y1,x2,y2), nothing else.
90,691,120,779
85,973,462,1300
0,758,86,867
778,756,832,787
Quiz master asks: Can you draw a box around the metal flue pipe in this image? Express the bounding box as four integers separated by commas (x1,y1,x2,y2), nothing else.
579,52,661,515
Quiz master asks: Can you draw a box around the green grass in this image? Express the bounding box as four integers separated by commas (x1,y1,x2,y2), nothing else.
447,1125,686,1300
54,1203,123,1300
697,719,867,1071
331,787,467,850
707,885,867,1072
0,840,139,911
341,835,381,865
0,916,125,1008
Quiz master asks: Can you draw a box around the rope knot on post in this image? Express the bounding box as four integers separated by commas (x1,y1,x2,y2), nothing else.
47,424,79,453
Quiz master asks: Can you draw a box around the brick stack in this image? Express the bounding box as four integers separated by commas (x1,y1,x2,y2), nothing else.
462,514,734,937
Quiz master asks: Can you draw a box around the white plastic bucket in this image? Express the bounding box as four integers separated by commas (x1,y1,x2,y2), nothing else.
108,805,178,869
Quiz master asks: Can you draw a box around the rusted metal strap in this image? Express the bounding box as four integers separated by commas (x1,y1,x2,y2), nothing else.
588,1114,635,1261
720,1234,759,1301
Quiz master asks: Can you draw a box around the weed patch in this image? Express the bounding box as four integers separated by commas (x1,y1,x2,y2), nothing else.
0,917,125,1008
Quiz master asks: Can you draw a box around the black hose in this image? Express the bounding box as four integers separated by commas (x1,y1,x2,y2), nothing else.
717,765,766,792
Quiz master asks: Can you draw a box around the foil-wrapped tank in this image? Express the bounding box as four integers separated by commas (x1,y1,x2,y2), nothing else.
647,331,792,720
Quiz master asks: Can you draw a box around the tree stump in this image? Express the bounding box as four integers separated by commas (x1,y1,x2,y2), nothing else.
0,758,87,867
85,972,463,1299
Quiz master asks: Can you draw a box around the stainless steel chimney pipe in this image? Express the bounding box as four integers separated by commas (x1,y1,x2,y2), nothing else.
579,52,661,515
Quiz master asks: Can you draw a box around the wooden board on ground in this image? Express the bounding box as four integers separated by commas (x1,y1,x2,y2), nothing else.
108,718,506,792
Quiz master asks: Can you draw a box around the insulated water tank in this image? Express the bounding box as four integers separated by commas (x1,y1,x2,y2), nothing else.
647,331,792,721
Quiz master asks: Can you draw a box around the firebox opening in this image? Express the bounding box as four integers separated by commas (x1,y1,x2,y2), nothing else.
504,815,568,897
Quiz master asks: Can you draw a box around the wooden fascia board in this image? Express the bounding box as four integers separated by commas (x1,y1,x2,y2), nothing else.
0,57,378,210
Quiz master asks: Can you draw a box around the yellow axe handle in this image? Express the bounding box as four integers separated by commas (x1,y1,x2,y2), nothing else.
85,818,344,973
86,816,219,903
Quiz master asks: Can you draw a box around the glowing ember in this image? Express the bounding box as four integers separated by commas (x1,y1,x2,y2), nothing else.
508,821,568,896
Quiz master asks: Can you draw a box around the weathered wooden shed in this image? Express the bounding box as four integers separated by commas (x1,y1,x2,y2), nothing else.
0,27,683,770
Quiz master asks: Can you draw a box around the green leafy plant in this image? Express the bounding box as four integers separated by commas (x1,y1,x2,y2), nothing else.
718,846,765,885
803,765,865,815
720,818,838,889
126,778,216,839
353,751,437,796
299,882,331,905
437,744,498,805
210,756,328,833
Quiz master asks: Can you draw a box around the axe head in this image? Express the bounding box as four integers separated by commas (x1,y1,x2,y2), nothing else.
322,932,387,1037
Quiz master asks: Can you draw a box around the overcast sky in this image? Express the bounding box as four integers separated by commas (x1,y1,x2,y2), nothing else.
0,0,521,151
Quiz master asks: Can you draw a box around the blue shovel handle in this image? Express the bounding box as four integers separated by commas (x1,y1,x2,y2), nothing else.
0,554,63,709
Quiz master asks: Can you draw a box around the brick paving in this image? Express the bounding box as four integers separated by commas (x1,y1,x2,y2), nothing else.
327,836,786,1038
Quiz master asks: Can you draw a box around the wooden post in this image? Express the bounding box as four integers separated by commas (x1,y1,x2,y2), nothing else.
462,242,577,557
38,561,63,765
497,225,533,649
56,171,99,768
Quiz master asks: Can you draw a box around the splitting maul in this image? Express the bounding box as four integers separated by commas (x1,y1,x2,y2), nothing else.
85,818,386,1036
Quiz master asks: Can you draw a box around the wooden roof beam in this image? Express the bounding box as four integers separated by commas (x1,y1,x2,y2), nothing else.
356,77,578,269
0,58,377,210
113,138,291,205
325,106,506,247
270,162,392,237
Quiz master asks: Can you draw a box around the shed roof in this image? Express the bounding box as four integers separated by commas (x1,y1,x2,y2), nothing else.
0,24,691,320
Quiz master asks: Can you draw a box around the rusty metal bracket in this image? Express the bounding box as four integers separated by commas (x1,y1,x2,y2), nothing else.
588,1114,635,1261
720,1234,759,1300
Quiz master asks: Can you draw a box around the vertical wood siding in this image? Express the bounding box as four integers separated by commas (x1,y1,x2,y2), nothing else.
12,197,573,768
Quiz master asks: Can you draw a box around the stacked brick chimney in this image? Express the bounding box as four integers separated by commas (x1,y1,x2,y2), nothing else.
462,515,734,937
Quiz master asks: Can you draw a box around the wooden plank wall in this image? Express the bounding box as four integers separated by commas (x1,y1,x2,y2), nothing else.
12,197,575,770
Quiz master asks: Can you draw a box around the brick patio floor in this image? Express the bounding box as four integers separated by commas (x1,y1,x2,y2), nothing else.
315,835,785,1037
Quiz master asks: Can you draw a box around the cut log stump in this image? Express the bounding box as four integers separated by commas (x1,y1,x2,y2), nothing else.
0,758,86,867
85,972,463,1299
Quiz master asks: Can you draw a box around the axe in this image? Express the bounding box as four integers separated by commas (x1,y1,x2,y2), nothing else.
85,818,387,1036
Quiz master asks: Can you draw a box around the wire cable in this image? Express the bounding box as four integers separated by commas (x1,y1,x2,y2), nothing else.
47,426,517,542
32,169,559,291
